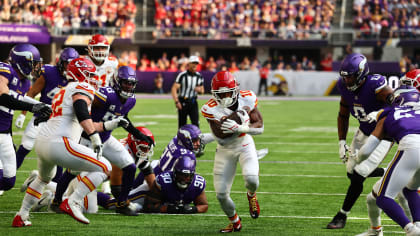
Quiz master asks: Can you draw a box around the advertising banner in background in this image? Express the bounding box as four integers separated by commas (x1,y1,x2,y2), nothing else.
0,24,50,44
136,70,339,96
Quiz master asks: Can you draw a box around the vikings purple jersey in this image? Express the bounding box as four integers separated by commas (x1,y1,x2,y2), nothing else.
39,65,68,104
337,74,387,135
377,106,420,143
157,137,196,174
156,171,206,204
92,86,136,142
0,62,31,132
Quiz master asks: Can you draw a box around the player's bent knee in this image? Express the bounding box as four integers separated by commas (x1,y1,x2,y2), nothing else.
1,176,16,190
244,175,259,192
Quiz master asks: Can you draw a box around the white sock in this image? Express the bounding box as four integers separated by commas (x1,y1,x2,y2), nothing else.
367,192,382,228
70,172,106,201
340,209,350,215
19,177,47,216
404,222,415,233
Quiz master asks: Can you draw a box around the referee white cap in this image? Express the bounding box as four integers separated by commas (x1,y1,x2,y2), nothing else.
188,56,200,64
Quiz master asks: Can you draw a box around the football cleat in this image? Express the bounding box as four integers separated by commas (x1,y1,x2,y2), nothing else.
20,170,39,192
220,218,242,233
0,190,4,196
355,227,383,236
247,192,260,219
12,213,32,227
326,212,347,229
405,223,420,236
32,190,54,212
48,199,63,213
60,198,90,224
116,201,139,216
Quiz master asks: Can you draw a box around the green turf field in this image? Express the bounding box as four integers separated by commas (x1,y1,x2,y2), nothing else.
0,97,404,235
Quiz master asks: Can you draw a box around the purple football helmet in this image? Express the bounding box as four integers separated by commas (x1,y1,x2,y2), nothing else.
58,47,79,77
392,85,420,107
177,124,202,154
9,44,42,80
173,154,196,189
339,53,369,91
112,66,137,99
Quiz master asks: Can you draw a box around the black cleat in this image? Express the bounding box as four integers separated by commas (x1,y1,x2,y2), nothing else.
326,212,347,229
116,201,139,216
48,199,64,214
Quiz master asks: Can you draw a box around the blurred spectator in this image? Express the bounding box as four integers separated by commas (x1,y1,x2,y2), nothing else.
320,53,333,71
258,62,270,96
154,73,165,94
373,40,383,61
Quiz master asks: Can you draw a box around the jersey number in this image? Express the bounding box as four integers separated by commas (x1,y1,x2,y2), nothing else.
193,175,205,189
353,106,368,122
51,89,65,118
240,90,253,97
162,172,172,184
394,109,420,120
94,74,107,87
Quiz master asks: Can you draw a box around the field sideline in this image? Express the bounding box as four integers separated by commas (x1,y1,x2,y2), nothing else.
0,95,404,235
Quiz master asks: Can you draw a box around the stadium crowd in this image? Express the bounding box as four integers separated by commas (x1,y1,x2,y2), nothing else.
353,0,420,39
114,51,328,72
0,0,136,38
153,0,335,39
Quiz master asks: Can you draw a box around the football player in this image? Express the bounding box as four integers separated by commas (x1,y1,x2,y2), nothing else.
327,53,394,229
132,124,202,188
357,69,420,236
49,66,153,216
0,44,51,194
86,34,119,195
15,48,79,191
12,58,124,227
355,85,420,235
201,71,264,233
141,154,208,214
86,34,118,87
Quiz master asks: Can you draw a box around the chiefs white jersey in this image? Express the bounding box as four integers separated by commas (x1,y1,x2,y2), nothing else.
38,82,95,141
86,56,118,87
201,90,258,144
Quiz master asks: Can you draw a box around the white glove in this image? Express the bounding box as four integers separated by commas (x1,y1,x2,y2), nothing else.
346,157,357,174
103,117,129,131
338,140,350,163
366,111,379,123
89,132,103,159
221,119,249,134
15,114,26,129
237,110,250,126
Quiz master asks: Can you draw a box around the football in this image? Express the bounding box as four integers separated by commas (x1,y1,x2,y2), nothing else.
221,110,243,125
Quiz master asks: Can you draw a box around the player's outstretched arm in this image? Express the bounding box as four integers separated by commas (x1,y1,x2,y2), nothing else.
193,191,208,213
123,115,155,145
0,75,39,112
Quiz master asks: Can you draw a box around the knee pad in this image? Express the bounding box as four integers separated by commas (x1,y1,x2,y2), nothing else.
1,176,16,190
244,175,259,193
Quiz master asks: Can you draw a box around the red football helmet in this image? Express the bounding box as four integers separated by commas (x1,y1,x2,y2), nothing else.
88,34,110,63
400,69,420,92
127,126,155,162
66,58,98,88
211,71,239,107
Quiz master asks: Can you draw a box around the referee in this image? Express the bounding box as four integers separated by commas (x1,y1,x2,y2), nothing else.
171,55,204,128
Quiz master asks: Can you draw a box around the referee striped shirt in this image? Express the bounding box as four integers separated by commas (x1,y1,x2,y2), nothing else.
175,70,204,99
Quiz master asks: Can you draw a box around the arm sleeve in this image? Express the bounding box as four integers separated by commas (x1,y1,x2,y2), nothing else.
0,93,34,111
123,115,149,141
358,135,381,163
73,99,91,122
